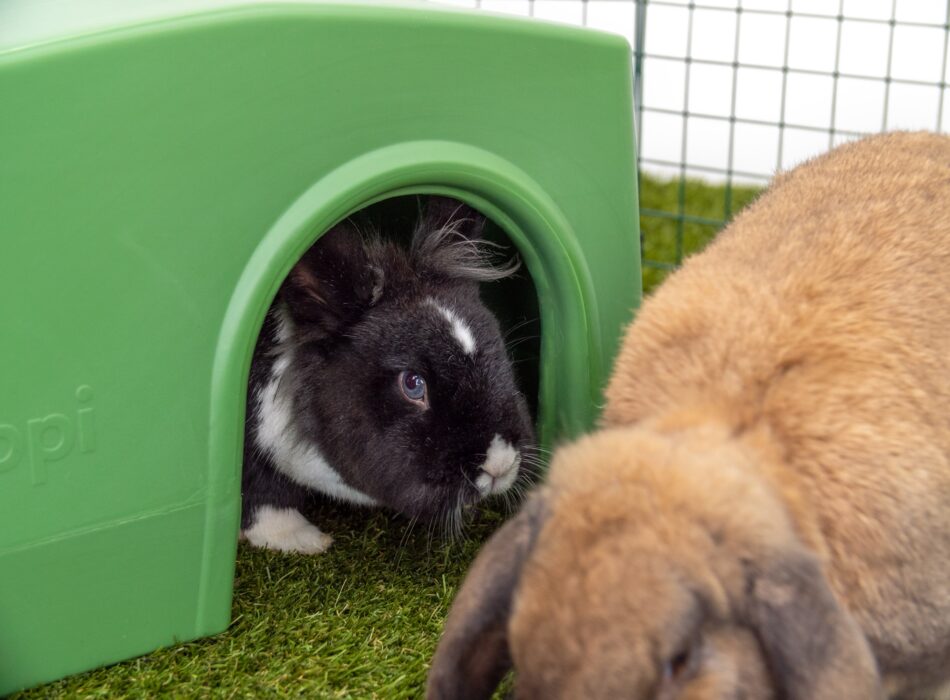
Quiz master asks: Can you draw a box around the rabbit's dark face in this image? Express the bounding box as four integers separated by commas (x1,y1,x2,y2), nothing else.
289,281,534,521
264,196,536,524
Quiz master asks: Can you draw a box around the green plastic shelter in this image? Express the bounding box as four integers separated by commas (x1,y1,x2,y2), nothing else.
0,0,640,692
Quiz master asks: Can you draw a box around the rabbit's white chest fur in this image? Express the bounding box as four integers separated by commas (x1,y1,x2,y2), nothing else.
255,364,378,506
253,312,378,507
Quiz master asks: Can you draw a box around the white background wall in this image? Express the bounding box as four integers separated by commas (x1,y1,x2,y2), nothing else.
436,0,950,184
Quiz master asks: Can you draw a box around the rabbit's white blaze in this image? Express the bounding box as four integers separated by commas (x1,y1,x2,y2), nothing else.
426,298,476,355
475,434,520,495
242,505,333,554
254,348,378,507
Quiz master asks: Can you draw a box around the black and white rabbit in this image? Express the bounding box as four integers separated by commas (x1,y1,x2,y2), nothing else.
241,197,536,554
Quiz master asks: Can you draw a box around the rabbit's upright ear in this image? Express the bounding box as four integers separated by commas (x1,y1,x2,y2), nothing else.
427,493,547,700
282,221,383,335
422,195,486,240
413,197,518,282
743,549,883,700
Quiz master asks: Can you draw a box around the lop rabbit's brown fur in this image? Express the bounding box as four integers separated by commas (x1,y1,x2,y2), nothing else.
427,131,950,700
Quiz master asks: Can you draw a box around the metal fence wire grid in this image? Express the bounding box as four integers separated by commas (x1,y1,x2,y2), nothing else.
461,0,950,283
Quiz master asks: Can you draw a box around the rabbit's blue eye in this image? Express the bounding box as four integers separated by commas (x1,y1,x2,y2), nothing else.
399,370,428,405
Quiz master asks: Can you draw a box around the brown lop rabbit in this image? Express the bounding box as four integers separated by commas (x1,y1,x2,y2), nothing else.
427,131,950,700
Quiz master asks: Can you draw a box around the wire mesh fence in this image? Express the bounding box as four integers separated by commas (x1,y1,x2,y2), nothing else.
633,0,950,283
440,0,950,287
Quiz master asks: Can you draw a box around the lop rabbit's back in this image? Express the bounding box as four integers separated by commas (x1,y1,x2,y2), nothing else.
605,131,950,692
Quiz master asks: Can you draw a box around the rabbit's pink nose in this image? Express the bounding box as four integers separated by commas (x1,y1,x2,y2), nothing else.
475,435,520,496
481,461,513,478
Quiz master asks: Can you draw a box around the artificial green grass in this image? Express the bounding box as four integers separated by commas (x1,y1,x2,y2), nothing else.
13,174,761,700
15,506,508,700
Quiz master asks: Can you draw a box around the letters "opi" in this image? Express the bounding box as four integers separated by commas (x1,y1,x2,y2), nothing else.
0,386,96,485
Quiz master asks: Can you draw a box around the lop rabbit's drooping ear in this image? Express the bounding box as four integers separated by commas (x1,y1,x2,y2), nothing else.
427,494,547,700
742,548,883,700
281,221,383,335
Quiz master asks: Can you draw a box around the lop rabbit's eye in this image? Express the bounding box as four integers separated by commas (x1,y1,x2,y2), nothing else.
398,370,428,406
663,645,695,682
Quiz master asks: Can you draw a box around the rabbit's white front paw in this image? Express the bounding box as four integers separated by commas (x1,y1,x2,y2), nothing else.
241,505,333,554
